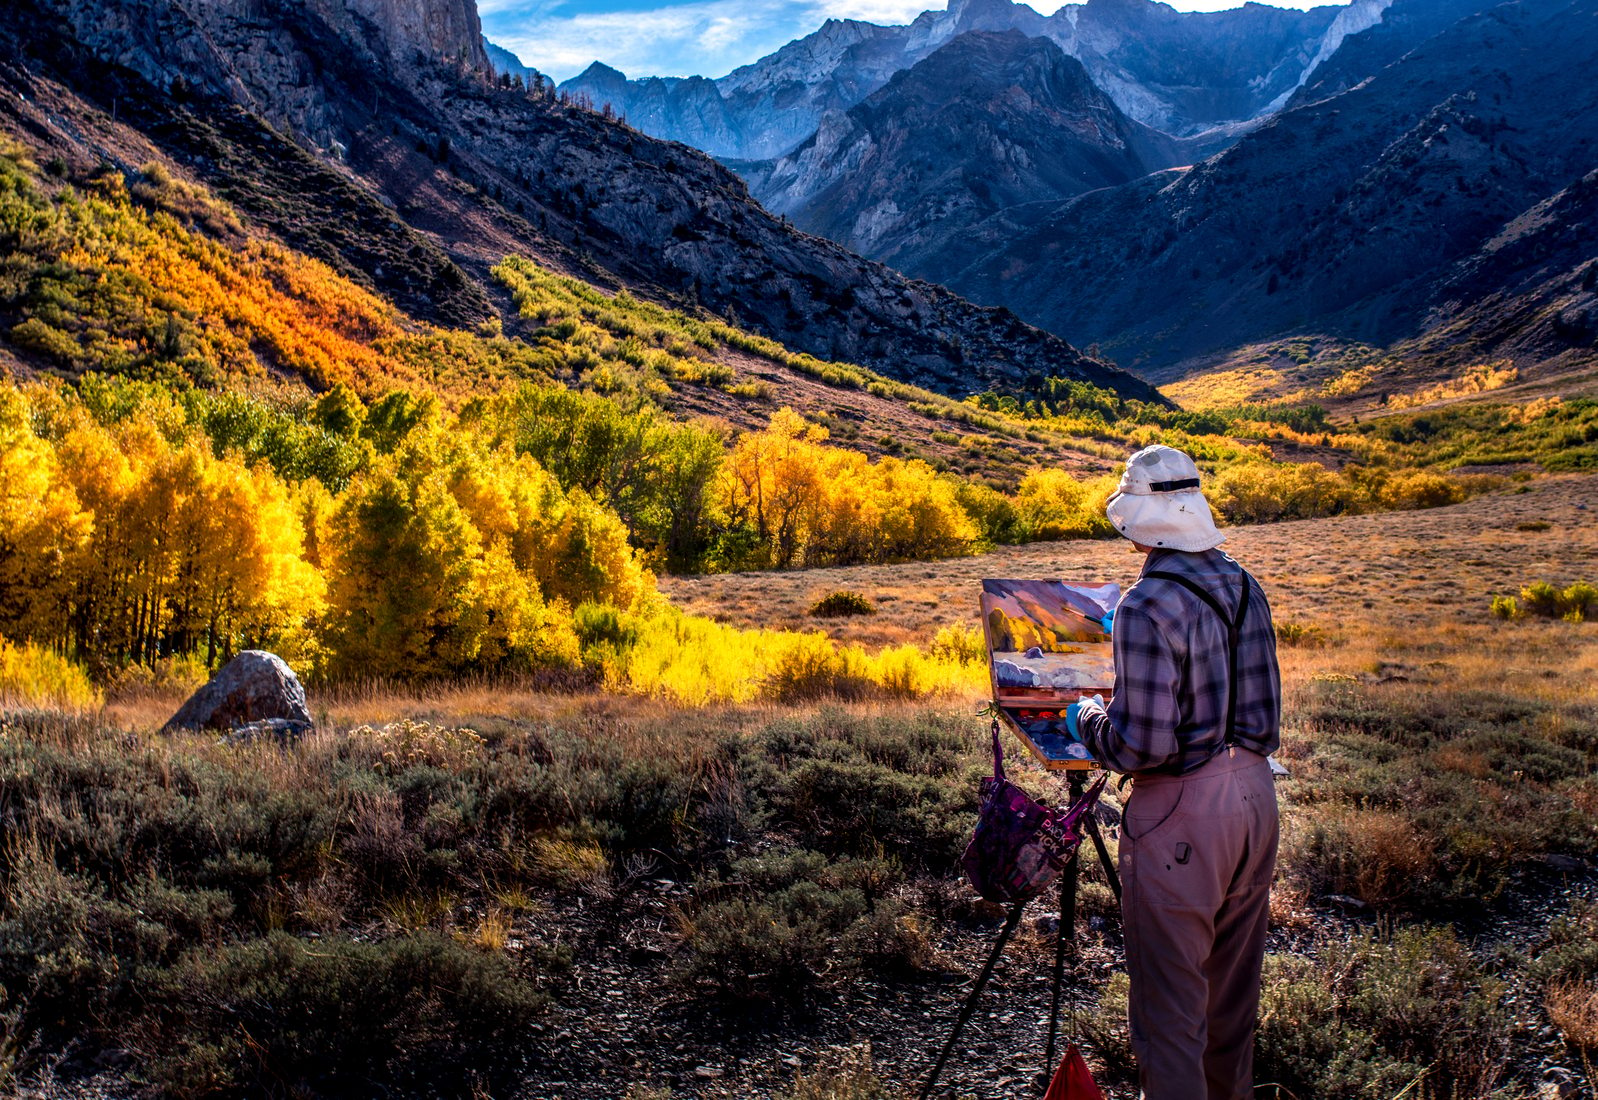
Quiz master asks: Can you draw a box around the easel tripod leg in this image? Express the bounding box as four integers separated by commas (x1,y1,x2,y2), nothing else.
1046,772,1085,1074
917,901,1025,1100
1045,855,1075,1072
1084,811,1122,903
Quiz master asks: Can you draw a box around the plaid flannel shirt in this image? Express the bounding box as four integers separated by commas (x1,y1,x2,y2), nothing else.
1078,548,1281,776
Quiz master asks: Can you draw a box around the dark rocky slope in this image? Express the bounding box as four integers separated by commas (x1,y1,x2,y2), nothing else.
917,0,1598,375
1411,168,1598,372
1289,0,1503,106
0,0,1161,400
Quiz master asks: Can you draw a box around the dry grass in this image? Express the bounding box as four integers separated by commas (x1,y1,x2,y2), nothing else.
661,473,1598,650
1547,979,1598,1051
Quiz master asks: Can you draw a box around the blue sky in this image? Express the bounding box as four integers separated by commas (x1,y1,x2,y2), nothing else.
478,0,1330,83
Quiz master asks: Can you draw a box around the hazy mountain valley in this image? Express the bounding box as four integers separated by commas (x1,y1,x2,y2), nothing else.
550,0,1598,388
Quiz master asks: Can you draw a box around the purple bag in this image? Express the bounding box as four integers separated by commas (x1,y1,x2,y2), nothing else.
962,720,1107,904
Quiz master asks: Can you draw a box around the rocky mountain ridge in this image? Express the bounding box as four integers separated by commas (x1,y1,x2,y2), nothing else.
740,30,1171,275
554,0,1369,160
0,0,1162,401
913,0,1598,377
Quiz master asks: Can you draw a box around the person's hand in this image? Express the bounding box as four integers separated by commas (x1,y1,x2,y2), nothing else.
1099,609,1115,635
1065,694,1106,740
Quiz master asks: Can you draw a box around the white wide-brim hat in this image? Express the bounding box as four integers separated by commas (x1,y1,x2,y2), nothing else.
1105,444,1225,552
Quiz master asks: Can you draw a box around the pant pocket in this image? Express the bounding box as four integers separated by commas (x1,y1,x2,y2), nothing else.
1123,782,1186,842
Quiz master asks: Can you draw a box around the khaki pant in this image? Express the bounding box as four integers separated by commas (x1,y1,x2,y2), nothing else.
1120,748,1278,1100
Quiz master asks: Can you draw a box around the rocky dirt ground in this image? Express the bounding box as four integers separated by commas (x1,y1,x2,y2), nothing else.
510,864,1594,1100
516,882,1127,1100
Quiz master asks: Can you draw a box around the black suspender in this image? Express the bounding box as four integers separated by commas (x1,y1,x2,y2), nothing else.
1144,570,1252,748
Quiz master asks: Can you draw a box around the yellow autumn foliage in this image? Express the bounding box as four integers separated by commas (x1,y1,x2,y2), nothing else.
719,408,980,568
1,381,990,698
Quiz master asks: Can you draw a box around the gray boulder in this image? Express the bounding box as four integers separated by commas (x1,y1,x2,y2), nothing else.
162,650,312,735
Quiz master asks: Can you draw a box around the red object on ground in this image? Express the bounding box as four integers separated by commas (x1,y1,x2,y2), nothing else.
1042,1044,1105,1100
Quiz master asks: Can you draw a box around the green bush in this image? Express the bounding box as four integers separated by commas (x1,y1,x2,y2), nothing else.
929,622,985,665
809,591,876,618
1491,580,1598,622
1255,927,1517,1100
0,638,101,708
1528,900,1598,988
1491,594,1523,620
751,711,976,872
673,850,927,1005
1274,621,1331,648
138,931,546,1095
1279,682,1593,908
762,641,878,703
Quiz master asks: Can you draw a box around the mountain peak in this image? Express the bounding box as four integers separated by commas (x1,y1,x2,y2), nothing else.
752,24,1149,269
948,0,1032,21
576,60,628,82
877,28,1101,107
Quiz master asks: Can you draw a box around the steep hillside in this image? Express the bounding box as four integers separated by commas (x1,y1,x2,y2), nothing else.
740,31,1165,274
1288,0,1496,106
0,0,1159,403
557,0,1351,160
919,0,1598,379
0,120,1147,496
1400,168,1598,388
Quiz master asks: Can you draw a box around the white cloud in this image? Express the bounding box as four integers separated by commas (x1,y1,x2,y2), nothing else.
800,0,944,26
476,0,567,19
484,0,806,81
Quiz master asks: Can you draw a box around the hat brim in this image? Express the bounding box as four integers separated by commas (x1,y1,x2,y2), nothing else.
1105,489,1225,552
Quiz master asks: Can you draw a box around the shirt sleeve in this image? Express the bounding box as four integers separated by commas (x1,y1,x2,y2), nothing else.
1077,600,1183,774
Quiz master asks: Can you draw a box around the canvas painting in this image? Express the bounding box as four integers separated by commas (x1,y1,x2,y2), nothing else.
981,579,1121,769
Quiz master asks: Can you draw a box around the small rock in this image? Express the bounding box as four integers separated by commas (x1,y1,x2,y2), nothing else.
694,1066,724,1079
1324,894,1372,912
94,1048,133,1070
1543,854,1584,872
221,717,312,746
